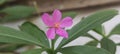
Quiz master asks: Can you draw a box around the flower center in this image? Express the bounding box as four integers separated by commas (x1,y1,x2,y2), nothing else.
54,23,60,28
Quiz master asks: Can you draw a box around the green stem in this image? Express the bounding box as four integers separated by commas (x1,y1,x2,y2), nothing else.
46,40,55,54
51,40,55,54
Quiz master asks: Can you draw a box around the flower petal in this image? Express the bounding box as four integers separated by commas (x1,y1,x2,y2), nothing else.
56,28,68,38
60,17,73,27
42,13,54,26
52,9,62,22
47,28,55,39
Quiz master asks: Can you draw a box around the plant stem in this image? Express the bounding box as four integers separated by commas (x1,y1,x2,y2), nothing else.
32,0,40,15
51,39,55,54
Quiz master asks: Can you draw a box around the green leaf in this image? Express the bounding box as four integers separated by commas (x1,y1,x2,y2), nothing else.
62,11,77,18
101,38,116,54
0,25,48,48
57,9,118,50
93,25,105,36
117,43,120,46
0,0,12,5
0,6,35,22
0,44,25,52
0,0,6,5
109,24,120,36
19,22,49,48
83,33,99,41
21,49,43,54
85,40,98,46
0,52,15,54
59,46,111,54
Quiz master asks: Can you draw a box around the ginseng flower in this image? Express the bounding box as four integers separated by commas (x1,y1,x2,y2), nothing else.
42,9,73,39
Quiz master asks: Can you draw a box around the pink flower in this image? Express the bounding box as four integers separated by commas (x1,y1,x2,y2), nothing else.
42,9,73,39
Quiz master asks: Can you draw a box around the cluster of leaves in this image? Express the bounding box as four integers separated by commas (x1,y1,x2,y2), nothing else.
0,0,35,53
0,9,118,54
85,23,120,54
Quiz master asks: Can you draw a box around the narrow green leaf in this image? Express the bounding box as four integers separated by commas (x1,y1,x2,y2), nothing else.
0,44,25,52
0,0,13,5
59,46,111,54
93,25,105,36
85,40,98,46
57,9,118,50
0,6,35,22
0,52,14,54
19,22,50,48
62,11,77,18
109,24,120,36
83,33,99,41
117,43,120,46
0,25,47,48
101,38,116,54
21,49,43,54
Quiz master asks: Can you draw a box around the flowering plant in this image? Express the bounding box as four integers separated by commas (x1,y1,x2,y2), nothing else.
0,9,118,54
